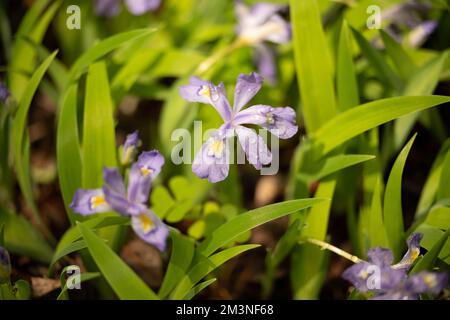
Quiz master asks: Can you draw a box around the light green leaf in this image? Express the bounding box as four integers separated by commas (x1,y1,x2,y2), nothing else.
57,271,100,300
384,134,416,259
78,223,158,300
158,230,195,299
170,244,259,299
313,96,450,154
411,229,450,274
48,240,87,275
198,198,327,257
437,150,450,201
290,0,336,132
379,30,415,80
369,178,388,247
184,278,217,300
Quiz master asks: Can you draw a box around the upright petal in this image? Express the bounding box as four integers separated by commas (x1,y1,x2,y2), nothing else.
393,233,422,271
179,77,232,121
255,44,277,85
131,209,169,252
234,104,298,139
127,150,164,204
407,21,437,47
95,0,121,17
121,131,140,165
367,247,394,267
125,0,161,15
233,72,263,112
102,168,130,215
235,126,272,170
192,133,230,183
70,189,111,215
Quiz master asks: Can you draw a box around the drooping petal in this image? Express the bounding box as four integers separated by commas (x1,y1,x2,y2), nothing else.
393,233,422,271
234,105,298,139
127,150,164,204
121,131,140,165
70,189,111,215
406,271,448,295
125,0,161,15
235,126,272,170
179,77,232,121
367,247,395,267
192,133,230,183
342,262,374,293
95,0,122,17
233,72,263,112
102,168,130,215
255,44,277,85
131,209,169,252
0,81,10,103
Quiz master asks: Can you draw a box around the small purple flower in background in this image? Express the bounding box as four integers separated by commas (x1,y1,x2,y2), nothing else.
179,72,298,183
0,81,10,104
342,233,448,300
382,0,437,47
235,1,290,84
120,131,141,165
95,0,161,17
70,133,168,251
0,246,11,283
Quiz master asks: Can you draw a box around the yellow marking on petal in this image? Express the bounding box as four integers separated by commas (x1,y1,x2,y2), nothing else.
140,167,154,177
408,249,420,264
198,85,211,98
358,270,369,280
90,196,106,209
424,274,437,288
139,214,155,234
266,112,275,125
208,139,224,158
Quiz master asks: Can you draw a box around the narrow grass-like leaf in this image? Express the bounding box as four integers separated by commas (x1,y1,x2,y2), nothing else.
411,229,450,274
184,278,217,300
313,96,450,154
384,135,416,259
290,0,336,132
11,51,57,236
57,84,82,223
437,150,450,201
170,244,259,299
57,272,100,300
337,20,359,111
48,240,87,275
198,198,327,256
369,178,388,247
380,30,415,80
78,223,158,300
297,154,375,182
158,230,195,299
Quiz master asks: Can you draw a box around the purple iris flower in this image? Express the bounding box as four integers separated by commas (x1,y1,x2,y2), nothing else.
235,1,290,84
121,131,140,165
179,72,298,183
70,150,168,251
0,246,11,283
0,81,10,103
95,0,161,17
343,233,448,300
382,0,437,47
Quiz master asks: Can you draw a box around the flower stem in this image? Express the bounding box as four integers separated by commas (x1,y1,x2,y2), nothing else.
303,238,363,264
196,38,246,75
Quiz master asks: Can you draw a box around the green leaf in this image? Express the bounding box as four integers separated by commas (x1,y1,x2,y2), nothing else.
425,204,450,230
57,271,100,300
337,20,359,111
78,223,158,300
11,51,57,234
67,29,156,84
379,30,415,80
184,278,216,300
384,134,416,259
198,198,327,256
369,178,388,247
290,0,336,133
13,280,31,300
8,0,60,100
158,230,195,299
313,96,450,155
394,52,449,150
82,61,117,188
437,150,450,201
351,27,402,91
297,154,375,182
170,244,260,299
411,229,450,274
48,240,87,275
57,84,82,224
